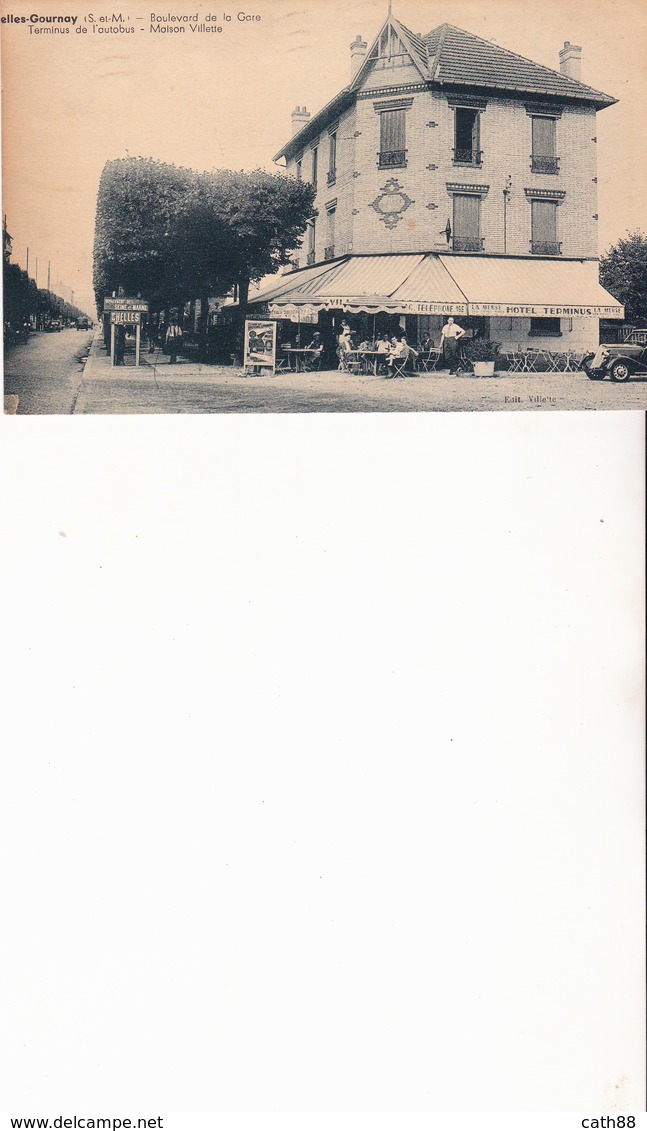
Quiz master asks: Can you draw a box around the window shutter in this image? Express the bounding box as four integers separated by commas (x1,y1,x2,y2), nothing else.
532,117,556,157
328,208,336,244
531,200,557,242
380,109,405,153
453,194,480,238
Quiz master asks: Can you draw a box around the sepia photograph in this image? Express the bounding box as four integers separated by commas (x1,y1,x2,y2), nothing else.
2,0,646,413
0,1,644,1124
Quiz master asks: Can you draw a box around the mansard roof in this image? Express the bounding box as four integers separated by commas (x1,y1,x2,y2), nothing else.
275,14,616,163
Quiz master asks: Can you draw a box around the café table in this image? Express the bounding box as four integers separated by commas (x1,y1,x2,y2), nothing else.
281,347,319,373
358,350,385,375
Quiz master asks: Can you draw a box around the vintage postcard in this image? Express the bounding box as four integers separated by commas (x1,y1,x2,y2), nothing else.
2,0,646,413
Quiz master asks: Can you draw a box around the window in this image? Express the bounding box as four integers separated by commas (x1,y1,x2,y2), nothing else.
531,200,560,255
311,146,318,189
327,132,337,186
531,117,559,174
530,317,561,335
307,218,316,265
325,206,336,259
452,194,483,252
454,108,481,165
296,157,302,182
379,108,406,168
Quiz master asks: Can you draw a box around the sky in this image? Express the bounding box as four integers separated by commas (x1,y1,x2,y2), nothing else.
1,0,645,317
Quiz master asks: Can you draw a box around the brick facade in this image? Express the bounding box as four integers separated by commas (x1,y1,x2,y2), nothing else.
279,15,616,349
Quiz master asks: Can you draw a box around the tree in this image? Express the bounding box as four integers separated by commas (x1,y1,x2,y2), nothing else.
196,168,315,330
93,158,195,310
93,158,316,342
600,230,647,326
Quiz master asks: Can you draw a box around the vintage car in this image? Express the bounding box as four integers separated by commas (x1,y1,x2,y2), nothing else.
583,337,647,382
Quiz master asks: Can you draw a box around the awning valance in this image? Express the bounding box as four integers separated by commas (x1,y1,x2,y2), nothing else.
439,255,625,319
249,253,624,320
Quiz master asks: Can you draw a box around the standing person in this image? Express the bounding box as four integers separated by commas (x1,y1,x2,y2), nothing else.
440,317,465,374
165,318,183,364
336,320,352,369
147,316,158,354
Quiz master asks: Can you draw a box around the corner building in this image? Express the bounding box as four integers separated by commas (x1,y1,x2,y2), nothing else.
255,15,623,348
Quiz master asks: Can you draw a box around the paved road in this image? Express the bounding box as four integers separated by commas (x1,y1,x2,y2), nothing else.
74,365,647,414
3,329,93,414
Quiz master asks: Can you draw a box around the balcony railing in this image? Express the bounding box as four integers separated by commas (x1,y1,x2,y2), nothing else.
306,250,316,265
531,155,560,174
531,241,562,256
324,245,335,260
453,236,485,253
453,148,483,166
326,170,336,186
378,149,407,169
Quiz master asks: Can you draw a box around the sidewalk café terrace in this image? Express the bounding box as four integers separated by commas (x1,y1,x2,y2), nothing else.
236,252,623,355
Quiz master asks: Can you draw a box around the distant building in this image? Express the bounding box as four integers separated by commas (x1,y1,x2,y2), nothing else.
252,14,623,349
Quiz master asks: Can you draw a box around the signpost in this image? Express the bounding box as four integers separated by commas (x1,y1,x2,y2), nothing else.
104,297,149,366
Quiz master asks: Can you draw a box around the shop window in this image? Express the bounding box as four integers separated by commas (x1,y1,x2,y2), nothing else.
452,194,483,252
531,117,559,174
531,200,561,255
454,108,481,166
379,109,406,168
529,317,562,336
327,132,337,186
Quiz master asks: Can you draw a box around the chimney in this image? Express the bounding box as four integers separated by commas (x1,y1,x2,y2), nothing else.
559,41,582,81
350,34,368,79
291,105,311,136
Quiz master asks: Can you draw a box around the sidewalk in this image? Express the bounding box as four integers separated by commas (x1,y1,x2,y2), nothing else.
82,334,237,384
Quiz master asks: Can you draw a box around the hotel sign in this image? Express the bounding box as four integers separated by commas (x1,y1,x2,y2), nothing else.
468,302,625,318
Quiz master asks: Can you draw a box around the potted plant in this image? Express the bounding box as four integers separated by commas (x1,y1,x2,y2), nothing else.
464,338,500,377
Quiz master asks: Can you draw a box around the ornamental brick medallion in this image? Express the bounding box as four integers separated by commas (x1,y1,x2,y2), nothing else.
369,178,414,230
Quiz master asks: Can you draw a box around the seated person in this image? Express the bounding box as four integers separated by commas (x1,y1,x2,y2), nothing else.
305,331,324,367
419,334,434,351
386,336,418,378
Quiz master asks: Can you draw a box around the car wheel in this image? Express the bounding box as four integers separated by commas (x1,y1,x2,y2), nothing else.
610,361,631,382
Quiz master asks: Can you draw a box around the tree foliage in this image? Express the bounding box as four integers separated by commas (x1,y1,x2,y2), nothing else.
93,158,315,319
3,259,88,331
600,230,647,326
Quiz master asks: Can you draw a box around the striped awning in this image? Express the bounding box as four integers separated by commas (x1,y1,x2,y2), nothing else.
253,254,468,315
250,253,623,319
439,255,625,319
